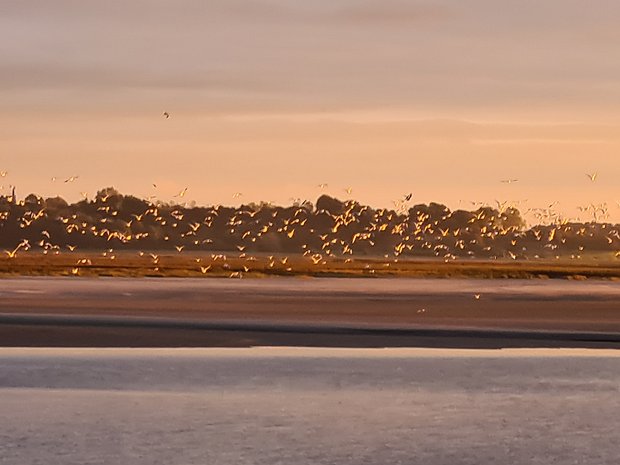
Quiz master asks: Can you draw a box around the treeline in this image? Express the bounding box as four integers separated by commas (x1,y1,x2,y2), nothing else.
0,187,619,259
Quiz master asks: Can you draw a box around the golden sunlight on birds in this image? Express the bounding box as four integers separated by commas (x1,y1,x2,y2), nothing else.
1,181,620,279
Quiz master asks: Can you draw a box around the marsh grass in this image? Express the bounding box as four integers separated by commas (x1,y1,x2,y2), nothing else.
1,251,619,280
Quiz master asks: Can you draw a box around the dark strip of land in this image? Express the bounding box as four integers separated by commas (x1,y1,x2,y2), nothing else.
1,313,619,348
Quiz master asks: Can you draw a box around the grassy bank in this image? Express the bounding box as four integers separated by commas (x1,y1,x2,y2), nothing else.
1,252,619,280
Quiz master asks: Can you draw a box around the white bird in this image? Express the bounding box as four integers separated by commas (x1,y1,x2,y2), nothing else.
4,239,29,258
174,187,188,198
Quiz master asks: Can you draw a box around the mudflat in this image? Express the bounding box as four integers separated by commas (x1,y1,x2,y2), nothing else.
1,277,619,348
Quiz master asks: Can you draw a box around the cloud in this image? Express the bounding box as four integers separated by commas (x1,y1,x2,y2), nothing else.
2,0,620,117
2,0,451,26
0,63,276,93
213,1,451,25
330,2,451,25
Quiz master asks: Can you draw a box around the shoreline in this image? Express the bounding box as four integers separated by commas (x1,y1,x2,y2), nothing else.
2,346,620,357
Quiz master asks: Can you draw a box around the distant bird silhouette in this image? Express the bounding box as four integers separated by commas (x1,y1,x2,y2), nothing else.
163,111,170,119
174,187,188,198
586,172,598,182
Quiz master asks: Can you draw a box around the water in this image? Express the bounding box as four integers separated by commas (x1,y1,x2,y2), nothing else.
1,348,619,464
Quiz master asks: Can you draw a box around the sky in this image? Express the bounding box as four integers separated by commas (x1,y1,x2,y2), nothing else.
2,0,620,223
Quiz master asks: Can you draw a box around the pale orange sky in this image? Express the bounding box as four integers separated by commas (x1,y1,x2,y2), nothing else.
2,1,620,223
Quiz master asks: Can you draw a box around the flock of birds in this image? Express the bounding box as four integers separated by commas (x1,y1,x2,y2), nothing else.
0,111,618,281
1,176,619,282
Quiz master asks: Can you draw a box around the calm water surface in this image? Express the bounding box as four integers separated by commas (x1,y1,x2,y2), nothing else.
1,348,619,465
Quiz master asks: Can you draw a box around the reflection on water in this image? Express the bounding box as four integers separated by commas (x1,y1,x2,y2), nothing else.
1,348,619,465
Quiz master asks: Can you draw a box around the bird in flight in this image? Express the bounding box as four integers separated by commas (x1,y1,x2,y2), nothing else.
174,187,188,198
586,172,598,182
500,179,519,184
0,171,7,177
162,111,170,119
64,176,79,183
4,239,29,258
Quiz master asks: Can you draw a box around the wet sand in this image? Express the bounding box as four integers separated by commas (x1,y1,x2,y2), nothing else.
1,277,619,348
